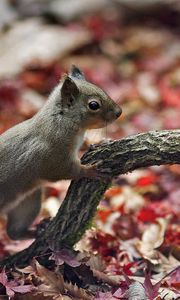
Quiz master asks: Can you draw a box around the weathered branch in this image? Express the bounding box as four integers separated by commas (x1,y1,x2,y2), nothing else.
1,129,180,268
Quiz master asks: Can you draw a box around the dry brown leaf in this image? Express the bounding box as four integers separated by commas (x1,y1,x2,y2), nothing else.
136,218,168,264
35,262,65,298
85,254,105,272
16,265,36,275
92,269,119,287
35,262,92,300
152,254,180,276
64,282,92,300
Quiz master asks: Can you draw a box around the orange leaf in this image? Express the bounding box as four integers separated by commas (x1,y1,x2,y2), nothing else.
105,187,122,198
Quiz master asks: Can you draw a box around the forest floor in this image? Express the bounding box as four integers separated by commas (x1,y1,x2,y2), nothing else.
0,2,179,299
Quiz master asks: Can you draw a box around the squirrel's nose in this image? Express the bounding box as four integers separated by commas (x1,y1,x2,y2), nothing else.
115,107,122,118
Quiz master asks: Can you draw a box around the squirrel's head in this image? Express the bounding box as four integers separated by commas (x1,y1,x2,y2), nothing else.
59,65,122,129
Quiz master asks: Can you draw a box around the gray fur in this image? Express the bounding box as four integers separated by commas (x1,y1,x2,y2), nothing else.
0,66,122,239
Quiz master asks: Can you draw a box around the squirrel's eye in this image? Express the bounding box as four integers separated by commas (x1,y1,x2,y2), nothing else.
88,100,100,111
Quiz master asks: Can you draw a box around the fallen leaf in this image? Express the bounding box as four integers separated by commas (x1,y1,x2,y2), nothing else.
49,248,81,267
136,218,168,263
35,262,65,297
92,269,119,287
0,269,33,298
143,271,161,300
36,261,91,299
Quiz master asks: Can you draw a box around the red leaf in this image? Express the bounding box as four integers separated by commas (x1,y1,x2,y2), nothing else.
97,209,113,223
137,207,159,222
164,226,180,246
0,269,33,298
112,214,139,240
113,288,125,299
143,271,161,300
122,262,135,276
50,249,81,267
90,232,118,262
0,269,8,286
105,187,122,198
136,175,157,186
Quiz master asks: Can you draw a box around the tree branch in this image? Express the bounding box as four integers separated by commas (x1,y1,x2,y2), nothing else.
1,129,180,268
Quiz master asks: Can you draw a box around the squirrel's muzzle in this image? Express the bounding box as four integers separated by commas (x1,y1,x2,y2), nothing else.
104,105,122,124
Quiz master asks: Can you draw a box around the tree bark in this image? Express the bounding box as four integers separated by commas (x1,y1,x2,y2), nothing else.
1,129,180,268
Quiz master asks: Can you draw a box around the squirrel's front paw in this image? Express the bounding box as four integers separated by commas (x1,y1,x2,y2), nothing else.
80,163,111,181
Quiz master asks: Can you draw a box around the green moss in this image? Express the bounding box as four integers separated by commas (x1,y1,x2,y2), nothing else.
62,182,110,248
65,217,95,248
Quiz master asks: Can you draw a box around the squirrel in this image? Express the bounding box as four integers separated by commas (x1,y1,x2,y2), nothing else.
0,65,122,240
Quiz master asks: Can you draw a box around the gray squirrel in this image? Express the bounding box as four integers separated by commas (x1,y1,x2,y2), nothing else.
0,66,122,240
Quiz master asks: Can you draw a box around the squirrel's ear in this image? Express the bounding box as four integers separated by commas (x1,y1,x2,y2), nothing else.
61,75,79,101
69,65,85,80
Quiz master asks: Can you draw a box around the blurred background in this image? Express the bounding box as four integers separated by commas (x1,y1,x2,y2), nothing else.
0,0,180,252
0,0,179,137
